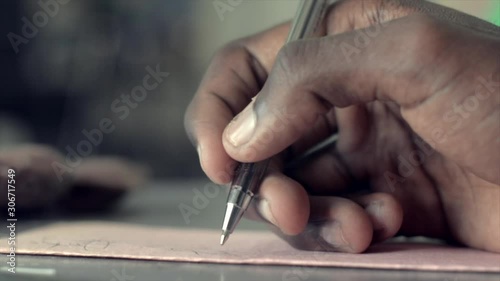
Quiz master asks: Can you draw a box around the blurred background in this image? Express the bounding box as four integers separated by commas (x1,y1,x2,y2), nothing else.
1,0,499,179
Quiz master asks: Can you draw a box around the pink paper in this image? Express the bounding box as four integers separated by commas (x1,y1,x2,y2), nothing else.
2,222,499,272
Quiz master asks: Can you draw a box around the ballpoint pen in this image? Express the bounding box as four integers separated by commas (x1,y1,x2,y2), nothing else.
220,0,330,245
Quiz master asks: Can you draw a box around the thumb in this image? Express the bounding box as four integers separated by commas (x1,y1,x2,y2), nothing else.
222,15,437,162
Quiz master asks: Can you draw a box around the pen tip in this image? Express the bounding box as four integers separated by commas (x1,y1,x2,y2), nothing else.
220,233,229,245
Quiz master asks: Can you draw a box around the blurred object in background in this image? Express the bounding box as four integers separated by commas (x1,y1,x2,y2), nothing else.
1,0,498,179
0,114,34,146
2,0,198,178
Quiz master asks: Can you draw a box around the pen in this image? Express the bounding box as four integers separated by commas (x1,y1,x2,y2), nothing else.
220,0,330,245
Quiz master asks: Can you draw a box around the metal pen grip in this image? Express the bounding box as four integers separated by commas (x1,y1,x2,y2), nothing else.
230,160,270,195
287,0,328,42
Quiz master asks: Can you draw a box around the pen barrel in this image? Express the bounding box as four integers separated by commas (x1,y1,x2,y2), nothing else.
221,0,331,243
230,160,270,197
222,161,270,235
287,0,328,42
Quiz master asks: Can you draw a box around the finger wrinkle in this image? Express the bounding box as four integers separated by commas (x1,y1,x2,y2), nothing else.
240,43,269,86
207,90,238,117
228,66,258,101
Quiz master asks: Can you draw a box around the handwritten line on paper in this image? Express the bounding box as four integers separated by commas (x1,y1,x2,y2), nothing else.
1,221,499,273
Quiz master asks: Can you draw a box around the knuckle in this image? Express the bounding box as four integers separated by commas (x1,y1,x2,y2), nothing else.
274,40,320,86
409,14,444,38
404,14,450,61
378,0,420,20
212,41,246,66
276,41,306,73
328,0,417,33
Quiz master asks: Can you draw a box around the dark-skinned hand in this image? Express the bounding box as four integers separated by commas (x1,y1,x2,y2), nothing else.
185,0,500,253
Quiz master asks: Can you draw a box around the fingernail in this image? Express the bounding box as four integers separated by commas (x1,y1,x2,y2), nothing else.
366,201,384,231
226,104,257,147
197,145,205,172
256,198,278,227
319,222,351,250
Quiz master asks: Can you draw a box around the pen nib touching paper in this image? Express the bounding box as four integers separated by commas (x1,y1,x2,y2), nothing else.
1,222,499,273
220,233,228,245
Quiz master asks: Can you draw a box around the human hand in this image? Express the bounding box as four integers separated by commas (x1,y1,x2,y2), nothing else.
185,0,500,253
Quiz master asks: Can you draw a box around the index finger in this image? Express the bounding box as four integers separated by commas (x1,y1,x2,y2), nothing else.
184,23,290,184
184,0,425,184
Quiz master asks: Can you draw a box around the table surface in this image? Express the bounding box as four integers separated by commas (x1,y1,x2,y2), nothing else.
2,180,499,281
